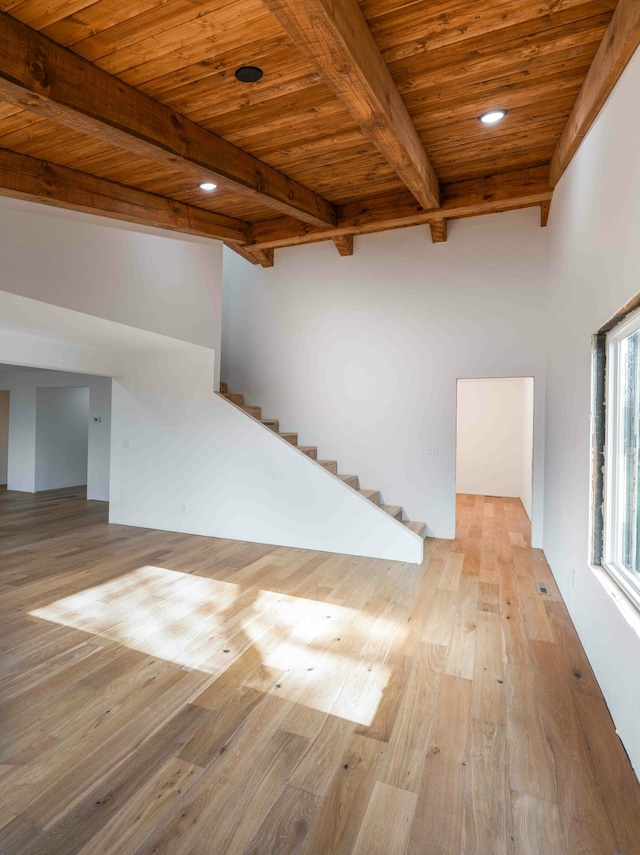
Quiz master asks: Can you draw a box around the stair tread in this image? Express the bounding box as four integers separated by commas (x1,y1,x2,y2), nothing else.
298,446,318,458
360,489,381,504
404,521,427,537
338,474,359,487
219,381,228,393
382,504,403,519
222,392,244,405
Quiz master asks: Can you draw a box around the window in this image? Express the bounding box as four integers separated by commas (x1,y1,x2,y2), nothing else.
603,307,640,605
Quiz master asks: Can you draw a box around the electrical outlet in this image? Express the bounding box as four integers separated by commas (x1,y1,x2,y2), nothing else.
121,440,129,450
180,505,187,515
427,446,439,456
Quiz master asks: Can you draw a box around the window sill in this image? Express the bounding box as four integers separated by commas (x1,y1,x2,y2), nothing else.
591,563,640,639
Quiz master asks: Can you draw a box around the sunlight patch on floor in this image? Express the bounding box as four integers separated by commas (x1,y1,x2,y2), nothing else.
29,565,403,725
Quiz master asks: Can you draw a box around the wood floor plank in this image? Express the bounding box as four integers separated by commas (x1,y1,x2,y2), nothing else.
243,785,322,855
470,610,507,725
300,733,387,855
463,718,513,855
444,575,478,680
544,599,603,697
505,664,557,803
407,675,471,855
511,789,565,854
75,756,203,855
286,713,355,797
379,642,446,793
351,780,417,855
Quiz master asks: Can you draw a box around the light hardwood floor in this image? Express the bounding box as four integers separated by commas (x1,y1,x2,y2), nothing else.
1,487,639,854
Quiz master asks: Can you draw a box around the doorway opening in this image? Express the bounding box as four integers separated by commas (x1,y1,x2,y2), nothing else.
0,390,9,486
35,386,90,492
456,377,534,520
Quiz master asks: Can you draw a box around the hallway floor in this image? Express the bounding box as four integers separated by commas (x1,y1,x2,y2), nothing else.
1,487,639,854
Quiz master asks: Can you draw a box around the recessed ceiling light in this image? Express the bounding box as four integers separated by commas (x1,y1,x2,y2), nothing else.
479,109,507,125
198,182,217,191
235,66,263,83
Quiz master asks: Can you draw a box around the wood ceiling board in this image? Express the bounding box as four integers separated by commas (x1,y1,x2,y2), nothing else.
421,114,571,162
140,54,321,118
407,67,590,146
432,148,557,186
1,0,96,30
0,147,251,242
0,10,338,226
387,3,615,78
39,0,226,47
391,13,611,97
102,15,291,90
73,0,272,69
364,0,617,63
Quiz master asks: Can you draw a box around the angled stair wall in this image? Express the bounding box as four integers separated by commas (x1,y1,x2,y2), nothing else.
218,380,428,541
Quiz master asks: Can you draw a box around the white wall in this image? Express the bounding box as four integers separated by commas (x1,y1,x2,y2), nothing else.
0,196,223,383
222,210,547,544
35,387,90,491
109,350,422,563
0,366,112,500
544,46,640,774
0,390,9,485
456,377,534,518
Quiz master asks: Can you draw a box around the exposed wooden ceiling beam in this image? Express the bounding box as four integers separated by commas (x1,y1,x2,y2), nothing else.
549,0,640,187
248,167,552,250
261,0,440,210
226,243,275,268
0,147,250,243
0,10,337,227
540,200,552,227
333,235,354,257
429,221,447,243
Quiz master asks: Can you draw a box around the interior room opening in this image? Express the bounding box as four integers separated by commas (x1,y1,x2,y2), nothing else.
0,390,9,486
456,377,534,520
35,386,90,492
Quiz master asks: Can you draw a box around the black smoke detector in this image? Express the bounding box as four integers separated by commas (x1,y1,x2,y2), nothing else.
235,66,263,83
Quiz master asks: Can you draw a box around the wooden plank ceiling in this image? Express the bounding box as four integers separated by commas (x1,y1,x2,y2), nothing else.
0,0,637,265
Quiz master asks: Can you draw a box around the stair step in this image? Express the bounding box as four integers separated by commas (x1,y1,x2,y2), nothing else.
219,381,228,393
299,446,318,459
339,474,359,489
382,504,403,521
223,392,244,406
404,520,427,537
360,489,381,505
242,405,262,419
261,419,279,432
279,432,298,446
319,460,338,474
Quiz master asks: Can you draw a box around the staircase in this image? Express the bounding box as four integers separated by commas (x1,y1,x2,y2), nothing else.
218,382,427,539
